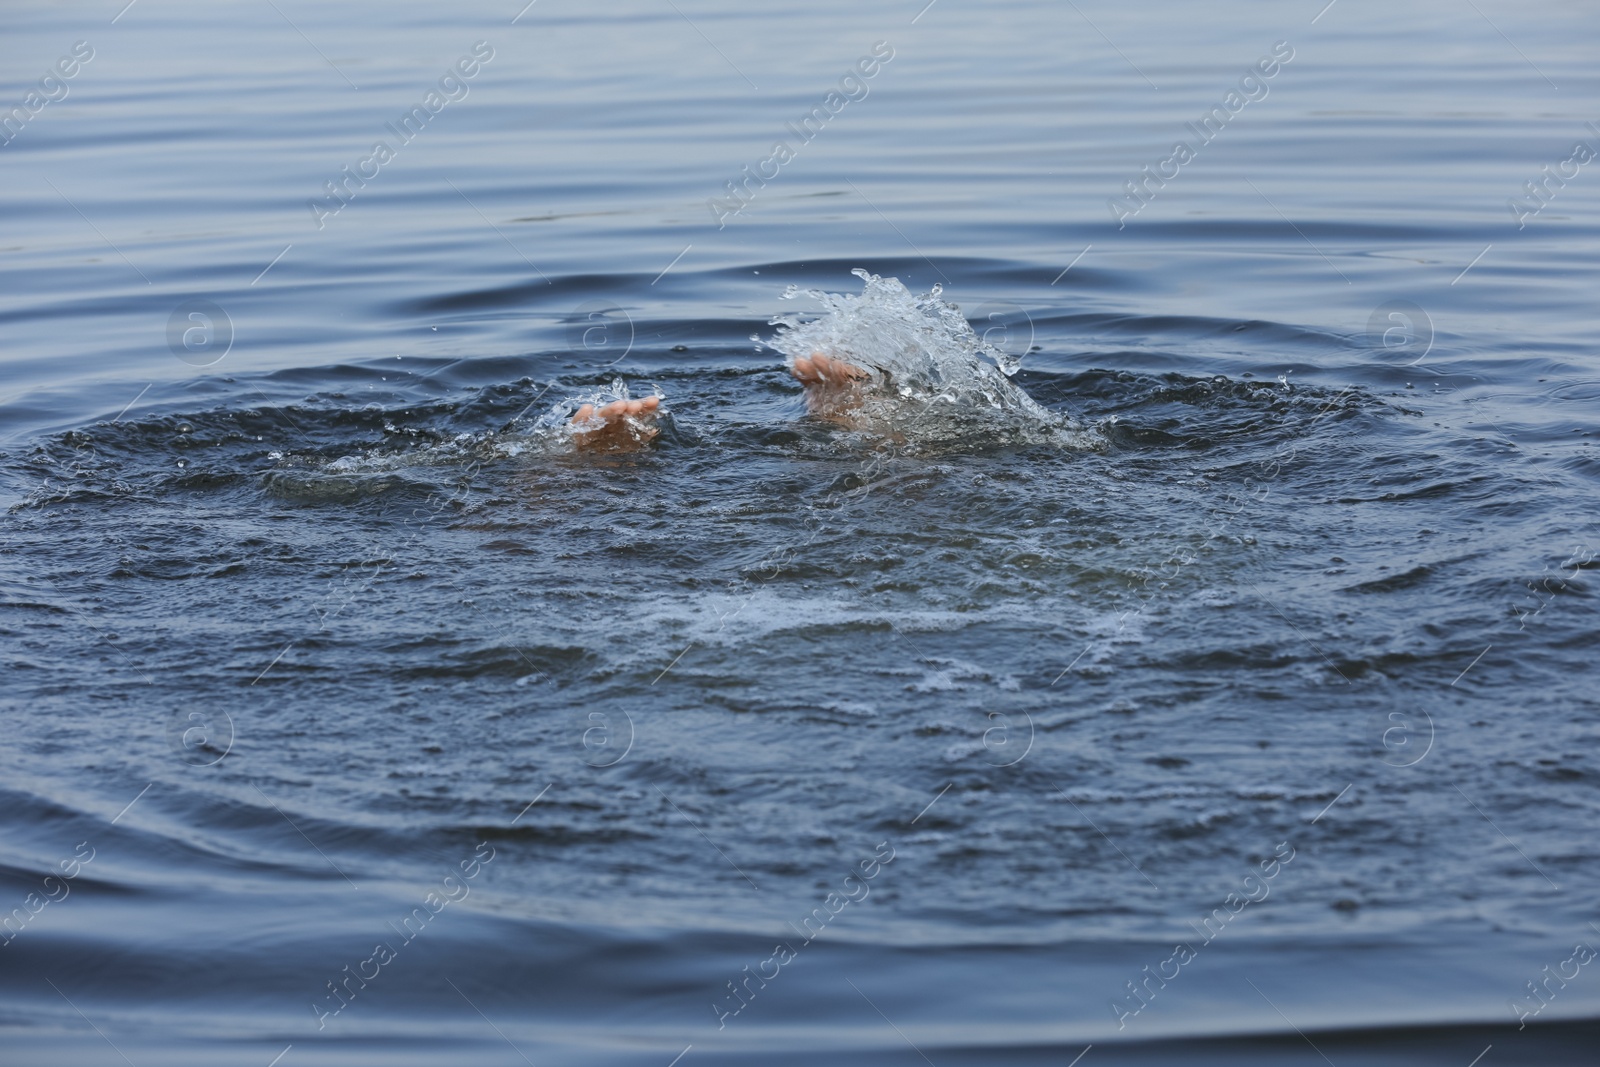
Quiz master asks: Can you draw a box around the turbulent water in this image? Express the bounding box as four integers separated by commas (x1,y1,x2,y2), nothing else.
3,0,1598,1064
762,270,1085,447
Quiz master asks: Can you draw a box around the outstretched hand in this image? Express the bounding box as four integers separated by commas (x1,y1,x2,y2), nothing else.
569,396,661,452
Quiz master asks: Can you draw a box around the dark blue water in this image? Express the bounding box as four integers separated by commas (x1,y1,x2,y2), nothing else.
3,0,1598,1063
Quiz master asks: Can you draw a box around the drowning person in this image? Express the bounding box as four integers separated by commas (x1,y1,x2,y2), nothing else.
565,351,868,451
561,271,1092,453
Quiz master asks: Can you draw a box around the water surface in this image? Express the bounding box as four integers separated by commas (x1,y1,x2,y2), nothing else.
2,0,1598,1063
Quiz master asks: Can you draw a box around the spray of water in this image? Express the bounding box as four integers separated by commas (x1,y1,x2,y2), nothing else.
525,378,663,451
759,270,1097,449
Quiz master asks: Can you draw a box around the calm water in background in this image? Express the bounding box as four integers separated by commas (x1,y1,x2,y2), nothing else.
2,0,1598,1063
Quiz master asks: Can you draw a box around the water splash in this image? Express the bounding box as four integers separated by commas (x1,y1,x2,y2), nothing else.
525,378,663,451
759,270,1097,449
256,379,665,499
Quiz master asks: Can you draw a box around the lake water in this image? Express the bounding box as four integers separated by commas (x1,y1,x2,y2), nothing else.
2,0,1598,1063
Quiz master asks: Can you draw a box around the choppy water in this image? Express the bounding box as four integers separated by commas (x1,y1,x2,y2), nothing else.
2,0,1598,1063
